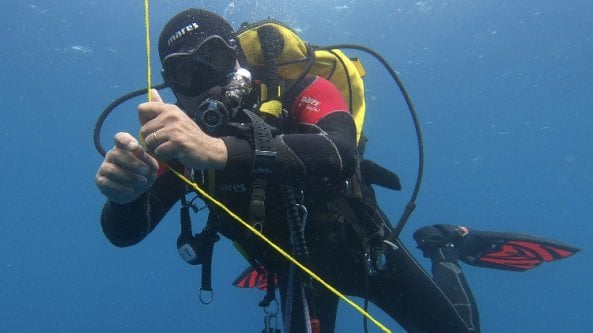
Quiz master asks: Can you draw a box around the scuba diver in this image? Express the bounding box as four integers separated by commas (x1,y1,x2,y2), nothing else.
94,8,579,333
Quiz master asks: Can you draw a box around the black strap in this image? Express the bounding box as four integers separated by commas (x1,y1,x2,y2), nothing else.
242,109,277,231
177,194,220,304
257,25,283,100
201,255,213,291
259,269,277,307
200,214,219,290
284,186,309,261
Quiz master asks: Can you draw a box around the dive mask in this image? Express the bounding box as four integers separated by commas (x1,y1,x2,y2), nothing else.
161,35,237,96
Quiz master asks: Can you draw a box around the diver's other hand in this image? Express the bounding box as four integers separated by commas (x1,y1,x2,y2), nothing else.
138,89,228,170
95,132,159,204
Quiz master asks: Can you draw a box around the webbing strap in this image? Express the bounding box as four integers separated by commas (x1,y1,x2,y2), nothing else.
257,25,283,100
242,109,277,231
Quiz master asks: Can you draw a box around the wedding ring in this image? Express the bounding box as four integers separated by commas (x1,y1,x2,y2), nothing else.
152,130,160,145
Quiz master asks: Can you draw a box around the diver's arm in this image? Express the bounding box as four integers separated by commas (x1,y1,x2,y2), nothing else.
276,111,358,183
221,76,358,185
100,167,185,247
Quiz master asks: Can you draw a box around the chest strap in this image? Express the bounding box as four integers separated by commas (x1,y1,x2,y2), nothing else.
242,109,277,231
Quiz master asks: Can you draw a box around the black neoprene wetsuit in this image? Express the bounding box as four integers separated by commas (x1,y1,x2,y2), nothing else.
100,76,480,333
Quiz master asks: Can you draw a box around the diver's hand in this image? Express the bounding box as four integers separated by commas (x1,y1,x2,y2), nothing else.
95,132,159,204
138,89,228,170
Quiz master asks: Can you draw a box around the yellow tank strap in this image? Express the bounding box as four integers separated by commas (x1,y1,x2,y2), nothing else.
260,83,282,101
259,99,283,118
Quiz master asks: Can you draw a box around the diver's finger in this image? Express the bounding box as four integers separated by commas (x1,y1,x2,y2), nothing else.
135,145,160,182
114,132,142,154
138,100,168,125
98,159,148,187
113,131,154,162
150,89,164,103
108,135,153,177
95,167,150,204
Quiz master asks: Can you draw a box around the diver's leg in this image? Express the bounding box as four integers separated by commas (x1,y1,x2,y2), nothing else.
414,225,480,332
428,245,480,331
367,239,479,333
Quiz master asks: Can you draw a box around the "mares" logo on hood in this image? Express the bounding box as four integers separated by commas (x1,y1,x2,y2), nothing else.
167,22,200,47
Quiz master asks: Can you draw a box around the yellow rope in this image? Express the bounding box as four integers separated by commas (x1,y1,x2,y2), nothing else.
141,3,391,332
144,0,152,102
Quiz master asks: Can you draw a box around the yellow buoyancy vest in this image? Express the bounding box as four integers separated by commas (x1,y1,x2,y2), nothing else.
235,20,367,144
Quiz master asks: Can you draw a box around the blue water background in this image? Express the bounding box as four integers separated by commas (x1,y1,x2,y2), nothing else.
1,0,591,332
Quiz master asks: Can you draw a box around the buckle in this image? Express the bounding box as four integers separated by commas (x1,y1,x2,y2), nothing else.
252,149,277,175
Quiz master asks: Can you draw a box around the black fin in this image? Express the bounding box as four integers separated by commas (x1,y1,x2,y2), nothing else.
414,224,580,271
458,229,580,271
